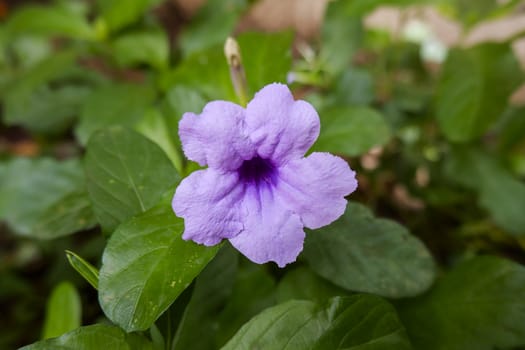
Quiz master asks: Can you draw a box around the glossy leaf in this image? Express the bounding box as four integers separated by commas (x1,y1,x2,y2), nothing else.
0,158,88,237
304,202,435,298
436,44,521,142
313,106,391,156
41,281,81,340
66,250,99,290
21,324,153,350
76,83,156,145
98,201,220,332
398,256,525,350
84,126,179,233
222,295,412,350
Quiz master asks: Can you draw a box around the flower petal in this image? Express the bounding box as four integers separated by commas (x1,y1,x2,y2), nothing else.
275,152,358,229
172,169,245,245
229,185,305,267
245,83,320,166
179,101,254,171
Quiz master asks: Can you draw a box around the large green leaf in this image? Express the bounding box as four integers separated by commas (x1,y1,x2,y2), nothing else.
237,31,293,95
20,324,153,350
313,106,391,157
304,202,435,298
222,295,412,350
0,157,93,238
98,201,220,332
398,256,525,350
84,126,179,233
6,5,95,40
436,43,522,142
76,83,156,145
41,282,81,340
172,245,239,350
445,148,525,235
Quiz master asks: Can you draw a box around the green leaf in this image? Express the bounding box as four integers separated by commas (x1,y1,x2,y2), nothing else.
215,263,277,347
436,43,522,142
398,256,525,350
98,201,220,332
0,158,90,237
222,295,412,350
42,281,81,340
445,148,525,235
65,250,99,290
276,267,348,304
237,31,293,95
84,126,179,233
76,83,156,145
333,67,375,106
20,324,153,350
112,30,169,70
313,106,391,156
6,5,95,39
497,106,525,151
304,202,435,298
161,86,207,173
172,245,238,350
96,0,163,32
33,191,97,240
160,45,235,101
5,84,93,134
2,51,85,133
135,108,183,173
178,0,248,56
321,1,362,74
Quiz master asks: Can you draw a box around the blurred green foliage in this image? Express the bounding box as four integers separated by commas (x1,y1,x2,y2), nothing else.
1,0,525,349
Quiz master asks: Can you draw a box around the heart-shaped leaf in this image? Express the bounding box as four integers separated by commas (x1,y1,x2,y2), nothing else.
304,202,435,298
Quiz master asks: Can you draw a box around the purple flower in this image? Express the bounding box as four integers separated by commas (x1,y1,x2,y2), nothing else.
172,83,357,267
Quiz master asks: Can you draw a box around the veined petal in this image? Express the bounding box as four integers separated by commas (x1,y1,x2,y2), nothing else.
245,83,320,166
275,152,357,229
179,101,255,171
229,185,305,267
172,169,245,246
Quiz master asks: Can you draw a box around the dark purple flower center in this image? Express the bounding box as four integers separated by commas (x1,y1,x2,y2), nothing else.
238,156,277,186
